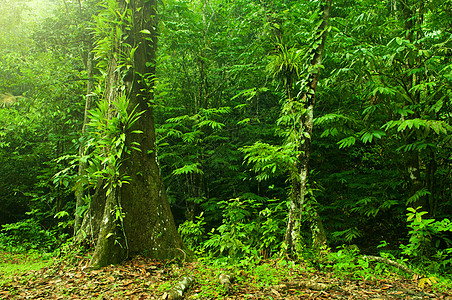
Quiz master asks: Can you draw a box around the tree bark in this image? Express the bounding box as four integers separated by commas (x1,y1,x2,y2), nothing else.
88,0,190,268
285,0,331,255
75,177,107,245
89,187,127,268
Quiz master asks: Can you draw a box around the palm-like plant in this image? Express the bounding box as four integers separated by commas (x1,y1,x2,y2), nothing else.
266,44,304,101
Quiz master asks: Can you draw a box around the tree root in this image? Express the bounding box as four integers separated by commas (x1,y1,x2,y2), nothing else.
219,273,232,293
268,280,330,292
164,276,194,300
362,255,415,274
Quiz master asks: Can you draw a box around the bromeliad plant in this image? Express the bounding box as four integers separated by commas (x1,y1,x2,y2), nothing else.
78,89,143,249
84,92,144,196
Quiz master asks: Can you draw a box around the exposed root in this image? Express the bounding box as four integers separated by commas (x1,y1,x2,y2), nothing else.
164,276,194,300
219,273,233,293
362,255,415,274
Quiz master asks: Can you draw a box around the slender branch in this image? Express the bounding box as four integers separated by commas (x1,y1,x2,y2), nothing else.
62,0,69,14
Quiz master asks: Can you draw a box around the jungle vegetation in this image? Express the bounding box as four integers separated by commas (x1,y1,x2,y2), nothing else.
0,0,451,278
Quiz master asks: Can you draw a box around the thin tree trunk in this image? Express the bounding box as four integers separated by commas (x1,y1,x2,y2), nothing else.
74,50,94,236
400,0,428,211
62,0,69,15
285,0,331,255
426,150,437,216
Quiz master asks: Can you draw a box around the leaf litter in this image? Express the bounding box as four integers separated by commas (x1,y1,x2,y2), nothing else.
0,252,451,299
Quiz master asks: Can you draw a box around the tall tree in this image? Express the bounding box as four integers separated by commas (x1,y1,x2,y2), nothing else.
242,0,332,255
79,0,189,268
283,0,332,254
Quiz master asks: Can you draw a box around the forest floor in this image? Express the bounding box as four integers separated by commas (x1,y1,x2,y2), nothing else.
0,251,451,300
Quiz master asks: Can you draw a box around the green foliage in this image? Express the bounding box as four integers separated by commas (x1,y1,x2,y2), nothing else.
92,0,131,65
178,213,206,253
0,42,84,241
203,195,286,260
332,227,362,244
84,93,143,195
400,207,452,274
0,219,58,252
0,0,94,253
317,0,452,247
318,246,402,281
157,105,239,220
1,0,452,277
155,0,282,224
240,142,295,181
267,44,305,89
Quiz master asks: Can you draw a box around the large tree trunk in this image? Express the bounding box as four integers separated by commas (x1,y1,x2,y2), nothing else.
88,0,190,268
285,0,331,255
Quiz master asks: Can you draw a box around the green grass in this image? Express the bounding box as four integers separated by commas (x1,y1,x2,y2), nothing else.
0,251,52,284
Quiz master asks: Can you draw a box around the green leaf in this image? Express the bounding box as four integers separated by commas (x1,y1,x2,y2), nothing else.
372,86,396,96
337,136,356,149
172,163,204,175
54,211,69,219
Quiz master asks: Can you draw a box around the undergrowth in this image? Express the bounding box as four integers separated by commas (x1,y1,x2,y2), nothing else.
0,252,52,285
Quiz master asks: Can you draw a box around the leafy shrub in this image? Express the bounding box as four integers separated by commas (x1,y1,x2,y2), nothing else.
319,246,360,278
178,213,206,252
203,195,286,260
0,219,58,252
318,246,394,280
400,207,452,274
